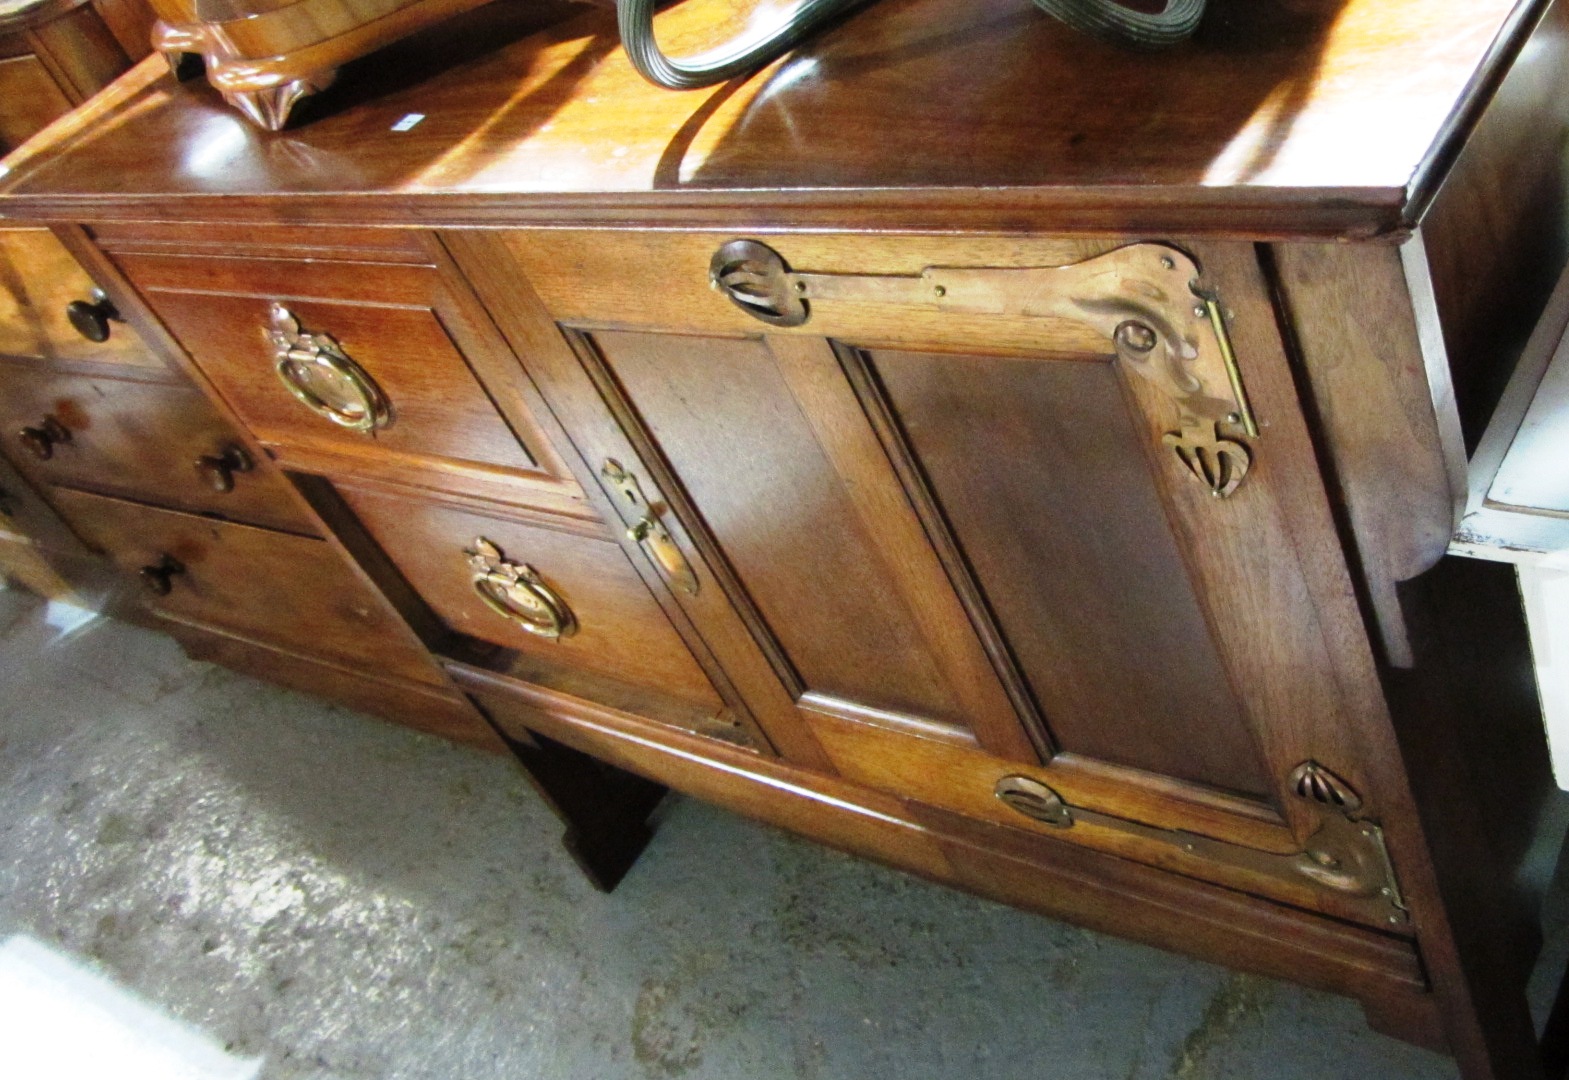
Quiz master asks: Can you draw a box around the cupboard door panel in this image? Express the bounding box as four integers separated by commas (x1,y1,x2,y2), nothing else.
865,347,1270,797
584,328,1038,761
592,332,958,724
448,231,1403,893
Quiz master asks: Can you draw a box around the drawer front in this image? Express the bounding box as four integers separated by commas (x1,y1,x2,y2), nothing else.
0,363,313,533
0,228,162,369
336,483,746,743
113,252,573,496
48,487,442,686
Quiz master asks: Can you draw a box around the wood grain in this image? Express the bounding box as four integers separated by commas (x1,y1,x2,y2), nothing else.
1268,241,1464,668
0,52,72,151
0,0,1544,237
51,484,446,685
0,226,164,369
866,343,1270,795
0,359,316,532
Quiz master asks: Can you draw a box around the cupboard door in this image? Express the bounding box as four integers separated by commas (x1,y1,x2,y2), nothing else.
452,230,1411,931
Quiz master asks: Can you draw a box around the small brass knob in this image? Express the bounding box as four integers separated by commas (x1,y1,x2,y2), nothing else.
17,417,71,461
65,290,120,343
138,555,184,596
194,444,254,493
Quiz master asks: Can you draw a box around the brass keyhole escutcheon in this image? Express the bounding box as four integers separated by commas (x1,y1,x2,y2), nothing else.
465,538,576,641
601,460,699,596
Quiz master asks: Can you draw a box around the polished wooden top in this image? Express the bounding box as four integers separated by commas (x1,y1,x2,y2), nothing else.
0,0,1546,237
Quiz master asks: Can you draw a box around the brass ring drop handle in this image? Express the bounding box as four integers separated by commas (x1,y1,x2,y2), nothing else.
65,289,120,343
138,554,185,597
194,444,254,493
466,538,576,641
18,417,71,461
267,303,391,435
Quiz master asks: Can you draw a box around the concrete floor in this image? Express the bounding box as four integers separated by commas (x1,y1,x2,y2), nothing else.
1,585,1556,1079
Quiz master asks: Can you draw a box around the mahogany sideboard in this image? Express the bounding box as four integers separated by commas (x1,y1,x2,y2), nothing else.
3,0,1569,1075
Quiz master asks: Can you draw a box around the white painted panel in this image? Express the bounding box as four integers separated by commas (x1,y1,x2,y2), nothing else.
1490,327,1569,515
1517,566,1569,790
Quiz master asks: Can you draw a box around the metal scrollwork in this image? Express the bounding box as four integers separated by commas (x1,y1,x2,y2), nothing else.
1286,762,1407,926
709,240,1259,497
1163,421,1251,499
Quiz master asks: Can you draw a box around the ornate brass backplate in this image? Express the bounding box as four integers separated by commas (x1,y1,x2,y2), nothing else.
710,240,1258,498
267,303,392,435
465,537,577,641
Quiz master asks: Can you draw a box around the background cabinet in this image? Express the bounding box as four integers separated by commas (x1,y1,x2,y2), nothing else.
0,0,152,154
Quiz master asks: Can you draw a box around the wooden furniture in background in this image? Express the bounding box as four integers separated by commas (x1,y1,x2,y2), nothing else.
0,0,151,154
149,0,584,130
3,0,1569,1076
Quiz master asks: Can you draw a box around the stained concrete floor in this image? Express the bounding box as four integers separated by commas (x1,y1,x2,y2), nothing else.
3,585,1563,1079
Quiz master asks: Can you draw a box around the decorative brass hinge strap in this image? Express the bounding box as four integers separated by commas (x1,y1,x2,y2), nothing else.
992,763,1408,929
710,240,1258,498
1289,762,1408,925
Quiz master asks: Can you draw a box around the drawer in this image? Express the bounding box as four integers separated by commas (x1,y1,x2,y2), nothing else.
0,363,314,533
48,487,443,687
113,251,575,499
0,228,162,369
334,483,748,744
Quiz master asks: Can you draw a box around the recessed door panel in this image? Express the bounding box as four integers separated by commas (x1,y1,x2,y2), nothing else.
866,347,1271,797
588,330,970,731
